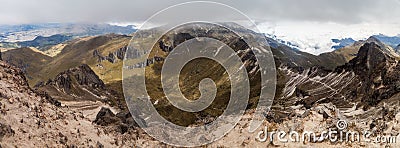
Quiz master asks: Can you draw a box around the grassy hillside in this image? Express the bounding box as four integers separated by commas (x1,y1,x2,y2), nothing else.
36,34,130,86
2,47,52,84
3,34,131,86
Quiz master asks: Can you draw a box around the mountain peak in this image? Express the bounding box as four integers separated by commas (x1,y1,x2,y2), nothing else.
371,34,400,48
333,42,400,108
49,64,104,91
366,36,384,46
34,64,110,101
336,42,397,74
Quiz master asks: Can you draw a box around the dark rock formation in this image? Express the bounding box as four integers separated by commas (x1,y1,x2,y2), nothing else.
93,49,105,62
50,64,105,93
94,107,120,126
337,42,400,107
93,46,128,63
34,64,115,102
34,90,62,107
115,46,127,60
0,123,14,140
96,141,104,148
159,40,173,52
93,108,138,134
106,52,116,63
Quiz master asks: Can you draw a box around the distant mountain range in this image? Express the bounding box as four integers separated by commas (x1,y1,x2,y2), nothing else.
0,23,136,53
266,32,400,54
331,34,400,51
264,33,300,50
0,23,136,42
331,38,356,50
371,34,400,48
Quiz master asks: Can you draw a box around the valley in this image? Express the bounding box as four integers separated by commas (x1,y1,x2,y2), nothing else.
0,22,399,147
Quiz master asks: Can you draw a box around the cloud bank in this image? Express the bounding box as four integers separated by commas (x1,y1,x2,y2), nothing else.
1,0,399,54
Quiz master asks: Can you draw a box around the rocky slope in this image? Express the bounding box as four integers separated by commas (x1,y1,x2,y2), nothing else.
36,64,104,100
2,47,52,83
122,23,400,146
205,35,400,148
0,60,109,147
0,59,167,147
276,42,400,116
1,22,400,147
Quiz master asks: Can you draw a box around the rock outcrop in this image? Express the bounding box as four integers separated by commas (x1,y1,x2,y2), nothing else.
93,107,138,134
337,42,400,107
45,64,104,90
94,107,120,126
93,46,128,63
34,64,115,102
0,123,14,140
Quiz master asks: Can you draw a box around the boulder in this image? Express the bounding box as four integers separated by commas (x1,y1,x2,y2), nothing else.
93,107,120,126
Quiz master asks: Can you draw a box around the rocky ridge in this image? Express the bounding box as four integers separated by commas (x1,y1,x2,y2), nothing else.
0,60,165,147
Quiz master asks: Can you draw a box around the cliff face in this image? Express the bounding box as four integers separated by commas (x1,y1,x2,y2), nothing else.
50,64,105,92
34,64,121,105
93,46,127,63
278,42,399,108
337,42,400,107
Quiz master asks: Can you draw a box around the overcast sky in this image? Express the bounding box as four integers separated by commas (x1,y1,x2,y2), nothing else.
1,0,400,54
0,0,399,25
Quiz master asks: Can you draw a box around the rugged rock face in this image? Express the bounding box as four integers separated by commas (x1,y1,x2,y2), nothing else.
337,42,400,107
277,42,399,110
46,64,104,90
0,123,14,140
34,64,114,102
93,107,138,134
93,46,127,63
0,61,31,97
94,107,120,126
115,46,127,60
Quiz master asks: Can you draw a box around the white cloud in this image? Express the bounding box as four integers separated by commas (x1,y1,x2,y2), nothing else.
257,21,400,55
1,0,400,55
